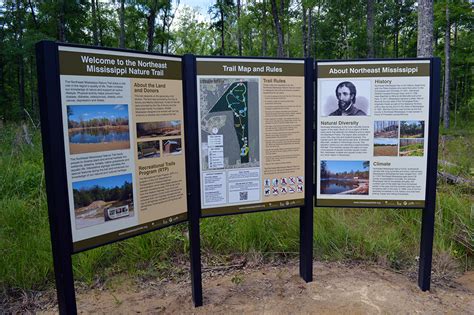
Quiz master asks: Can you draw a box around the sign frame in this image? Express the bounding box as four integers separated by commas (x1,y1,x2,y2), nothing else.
36,41,196,312
193,55,313,218
185,54,315,294
314,57,441,291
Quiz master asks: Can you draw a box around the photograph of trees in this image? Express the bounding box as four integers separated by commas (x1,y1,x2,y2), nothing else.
72,173,134,229
400,120,425,138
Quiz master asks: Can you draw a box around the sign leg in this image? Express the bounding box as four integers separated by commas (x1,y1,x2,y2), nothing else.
188,217,203,306
299,204,313,282
418,57,441,292
418,204,435,291
52,250,77,314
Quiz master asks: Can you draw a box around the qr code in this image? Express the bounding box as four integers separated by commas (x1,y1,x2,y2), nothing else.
239,191,248,201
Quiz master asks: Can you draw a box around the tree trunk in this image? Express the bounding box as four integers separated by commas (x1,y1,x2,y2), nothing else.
29,57,36,117
270,0,285,57
16,0,25,119
394,0,401,58
58,0,66,41
161,7,169,53
417,0,433,57
119,0,125,48
314,5,320,58
28,0,38,29
262,0,267,56
237,0,242,56
307,7,312,58
302,6,307,57
394,24,399,58
220,8,225,55
92,0,98,45
147,8,156,52
286,15,290,57
443,3,450,129
97,0,103,46
18,55,25,120
367,0,374,58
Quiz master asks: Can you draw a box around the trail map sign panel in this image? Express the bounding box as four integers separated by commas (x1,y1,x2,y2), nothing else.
196,58,306,216
316,60,431,208
58,45,187,251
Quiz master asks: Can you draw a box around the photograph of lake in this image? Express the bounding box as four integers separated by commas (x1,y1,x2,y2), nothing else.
72,173,134,229
67,105,130,154
320,160,369,195
374,138,398,156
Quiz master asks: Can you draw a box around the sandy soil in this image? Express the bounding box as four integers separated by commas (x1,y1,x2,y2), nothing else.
374,145,398,156
13,261,471,314
70,141,130,154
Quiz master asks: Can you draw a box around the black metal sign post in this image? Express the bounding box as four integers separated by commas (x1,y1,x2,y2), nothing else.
36,41,77,314
300,58,315,282
183,54,203,306
36,42,200,312
418,57,441,291
187,56,315,305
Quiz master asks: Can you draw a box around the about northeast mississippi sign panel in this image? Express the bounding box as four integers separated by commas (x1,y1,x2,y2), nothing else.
316,60,431,208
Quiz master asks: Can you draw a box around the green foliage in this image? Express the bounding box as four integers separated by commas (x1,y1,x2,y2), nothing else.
0,0,472,122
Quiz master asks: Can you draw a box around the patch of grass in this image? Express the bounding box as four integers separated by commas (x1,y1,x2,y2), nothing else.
0,122,472,293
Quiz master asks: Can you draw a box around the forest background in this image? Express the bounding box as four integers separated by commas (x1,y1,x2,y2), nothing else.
0,0,472,298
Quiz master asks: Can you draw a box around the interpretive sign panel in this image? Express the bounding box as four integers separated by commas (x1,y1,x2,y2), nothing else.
196,58,306,216
57,45,187,251
316,60,431,208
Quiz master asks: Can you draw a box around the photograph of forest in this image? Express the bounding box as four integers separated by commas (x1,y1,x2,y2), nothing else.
72,173,134,229
400,120,425,138
374,121,398,138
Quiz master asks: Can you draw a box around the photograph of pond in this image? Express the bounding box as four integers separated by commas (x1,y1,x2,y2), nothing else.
374,121,398,138
67,105,130,154
138,140,160,159
136,120,181,139
400,138,424,156
72,174,134,229
163,138,182,156
320,160,369,195
374,138,398,156
400,120,424,138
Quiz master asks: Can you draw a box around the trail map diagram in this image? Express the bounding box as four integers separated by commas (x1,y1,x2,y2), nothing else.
199,78,260,170
210,82,249,163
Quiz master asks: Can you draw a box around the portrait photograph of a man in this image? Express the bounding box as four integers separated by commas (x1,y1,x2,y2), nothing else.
319,80,371,116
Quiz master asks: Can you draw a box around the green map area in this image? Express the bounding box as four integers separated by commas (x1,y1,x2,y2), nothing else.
210,82,249,164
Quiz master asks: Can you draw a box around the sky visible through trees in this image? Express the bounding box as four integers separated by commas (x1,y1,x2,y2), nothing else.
0,0,472,127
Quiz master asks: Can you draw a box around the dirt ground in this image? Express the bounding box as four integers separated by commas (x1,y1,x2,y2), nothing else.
9,260,472,314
